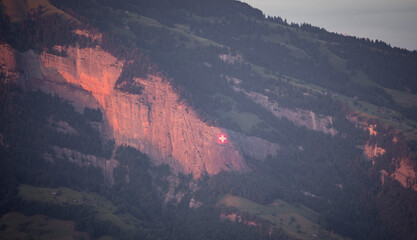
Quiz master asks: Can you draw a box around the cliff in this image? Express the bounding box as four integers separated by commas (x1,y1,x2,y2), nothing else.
360,120,417,191
392,158,417,191
50,146,119,183
231,85,337,135
1,43,280,178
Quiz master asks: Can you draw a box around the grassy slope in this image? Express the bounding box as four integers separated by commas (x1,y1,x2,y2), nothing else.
165,13,417,140
385,88,417,109
0,212,90,240
18,184,141,233
217,194,346,240
246,52,417,139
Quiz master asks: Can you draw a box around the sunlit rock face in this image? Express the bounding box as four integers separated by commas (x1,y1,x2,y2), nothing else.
364,142,386,159
392,158,417,191
2,44,281,178
360,122,417,191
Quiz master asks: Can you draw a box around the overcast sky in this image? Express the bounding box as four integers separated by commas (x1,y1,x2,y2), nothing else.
241,0,417,51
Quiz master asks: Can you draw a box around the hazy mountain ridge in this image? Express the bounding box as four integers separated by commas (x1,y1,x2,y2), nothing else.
1,0,417,239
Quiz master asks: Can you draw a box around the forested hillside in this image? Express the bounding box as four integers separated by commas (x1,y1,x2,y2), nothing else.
1,0,417,239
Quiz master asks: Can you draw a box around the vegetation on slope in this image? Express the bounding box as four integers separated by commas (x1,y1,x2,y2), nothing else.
0,212,90,240
1,0,417,239
47,0,417,141
0,81,283,239
217,194,344,240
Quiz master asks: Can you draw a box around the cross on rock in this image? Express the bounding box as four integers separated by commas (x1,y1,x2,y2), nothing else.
217,133,228,144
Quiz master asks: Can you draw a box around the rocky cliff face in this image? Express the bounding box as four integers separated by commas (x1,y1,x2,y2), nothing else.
364,142,386,159
50,146,119,183
232,86,337,135
392,158,417,191
358,120,417,191
1,43,280,178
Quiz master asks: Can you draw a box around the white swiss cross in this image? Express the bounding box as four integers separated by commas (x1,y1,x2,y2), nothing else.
217,133,228,144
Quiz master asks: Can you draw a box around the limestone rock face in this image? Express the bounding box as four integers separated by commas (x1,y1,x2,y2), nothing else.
3,44,281,178
52,146,119,183
364,142,386,159
360,122,417,191
227,131,280,160
122,76,249,177
232,87,337,135
392,158,417,191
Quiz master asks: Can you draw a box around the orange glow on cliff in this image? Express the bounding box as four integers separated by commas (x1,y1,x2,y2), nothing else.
39,45,248,178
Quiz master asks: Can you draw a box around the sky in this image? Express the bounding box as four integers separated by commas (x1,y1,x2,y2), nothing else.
241,0,417,51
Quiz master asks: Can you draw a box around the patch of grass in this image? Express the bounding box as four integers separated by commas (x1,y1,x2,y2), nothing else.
244,62,329,99
217,194,346,240
123,12,224,48
326,51,347,73
0,211,90,240
385,88,417,109
259,34,309,59
18,184,140,232
3,0,77,22
350,70,378,87
283,76,328,95
168,24,224,48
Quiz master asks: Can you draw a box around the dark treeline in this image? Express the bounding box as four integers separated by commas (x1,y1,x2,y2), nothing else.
328,42,417,93
0,5,95,54
0,85,113,158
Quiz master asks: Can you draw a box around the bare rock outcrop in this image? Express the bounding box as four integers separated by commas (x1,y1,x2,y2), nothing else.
232,87,337,135
2,43,280,178
392,158,417,191
51,146,119,182
227,131,280,160
364,142,386,159
360,122,417,191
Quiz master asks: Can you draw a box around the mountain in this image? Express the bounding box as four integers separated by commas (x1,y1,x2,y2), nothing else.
1,0,417,239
